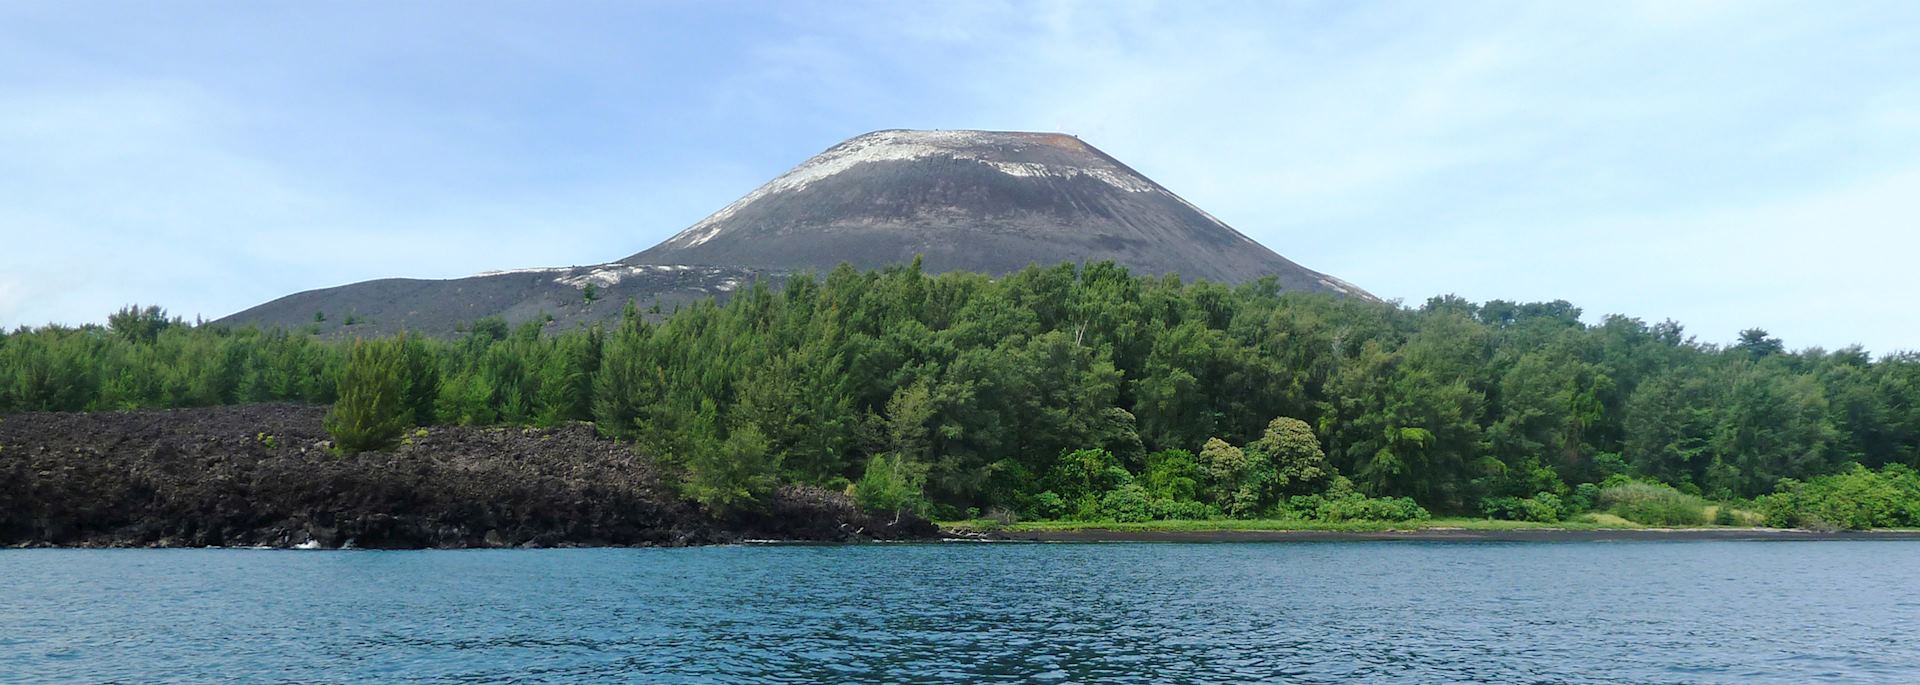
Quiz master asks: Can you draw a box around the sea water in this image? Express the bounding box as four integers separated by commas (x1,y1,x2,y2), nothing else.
3,541,1917,684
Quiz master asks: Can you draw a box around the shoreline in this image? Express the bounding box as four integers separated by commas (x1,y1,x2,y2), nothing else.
952,526,1920,543
11,527,1920,550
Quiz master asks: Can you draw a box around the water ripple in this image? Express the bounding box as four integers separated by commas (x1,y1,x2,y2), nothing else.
2,542,1918,684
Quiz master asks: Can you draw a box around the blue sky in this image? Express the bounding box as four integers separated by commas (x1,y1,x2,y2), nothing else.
2,1,1916,352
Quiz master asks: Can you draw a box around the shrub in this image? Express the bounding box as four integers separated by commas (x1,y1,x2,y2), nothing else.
1569,482,1601,513
1098,484,1154,523
1069,494,1103,521
1755,465,1920,530
1047,448,1132,503
325,338,410,453
1597,481,1707,526
1141,449,1202,502
1479,496,1524,520
1027,491,1069,520
1479,492,1563,522
1713,505,1739,526
1525,493,1563,522
1289,492,1431,522
1323,493,1431,522
1149,498,1218,521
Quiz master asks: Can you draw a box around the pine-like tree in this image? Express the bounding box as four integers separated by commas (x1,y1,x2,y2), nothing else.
325,338,410,453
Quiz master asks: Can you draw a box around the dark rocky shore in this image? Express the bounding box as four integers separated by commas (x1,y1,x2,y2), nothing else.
0,404,933,549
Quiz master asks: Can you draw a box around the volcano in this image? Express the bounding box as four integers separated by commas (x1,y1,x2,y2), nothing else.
219,129,1369,336
626,129,1363,291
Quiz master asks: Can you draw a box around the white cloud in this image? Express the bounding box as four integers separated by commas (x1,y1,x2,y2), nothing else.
3,1,1916,352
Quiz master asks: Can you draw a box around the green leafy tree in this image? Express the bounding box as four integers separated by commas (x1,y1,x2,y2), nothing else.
1141,448,1203,502
854,453,929,523
1246,416,1335,496
1197,437,1266,516
11,264,1920,524
681,421,781,514
107,305,172,344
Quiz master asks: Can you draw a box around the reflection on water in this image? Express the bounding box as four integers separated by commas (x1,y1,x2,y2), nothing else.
3,541,1918,684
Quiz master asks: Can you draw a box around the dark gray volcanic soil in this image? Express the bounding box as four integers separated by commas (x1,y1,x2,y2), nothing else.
216,264,773,338
629,130,1370,293
0,405,931,548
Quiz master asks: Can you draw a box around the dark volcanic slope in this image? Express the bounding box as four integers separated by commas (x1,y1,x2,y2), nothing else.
217,264,772,337
221,128,1371,334
628,129,1369,295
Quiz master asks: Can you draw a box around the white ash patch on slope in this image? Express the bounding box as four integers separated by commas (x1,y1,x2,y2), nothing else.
978,161,1158,192
473,266,570,278
1316,275,1378,301
474,263,730,290
554,264,650,289
659,130,1165,249
550,263,719,289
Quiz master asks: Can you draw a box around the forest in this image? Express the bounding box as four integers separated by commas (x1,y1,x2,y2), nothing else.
4,260,1918,529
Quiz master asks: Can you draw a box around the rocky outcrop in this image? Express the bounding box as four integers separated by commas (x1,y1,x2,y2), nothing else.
0,404,930,549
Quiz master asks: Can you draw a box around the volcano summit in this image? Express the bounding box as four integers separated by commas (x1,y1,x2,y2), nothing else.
628,129,1362,290
221,129,1370,335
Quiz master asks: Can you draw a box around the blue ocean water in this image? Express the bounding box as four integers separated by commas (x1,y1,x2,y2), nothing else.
3,541,1917,684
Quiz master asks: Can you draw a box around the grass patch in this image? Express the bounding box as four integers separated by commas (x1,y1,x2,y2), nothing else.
939,516,1659,534
1574,512,1640,527
1597,482,1709,526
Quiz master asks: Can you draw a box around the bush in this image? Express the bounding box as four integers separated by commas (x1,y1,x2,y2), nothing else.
324,338,410,453
1479,496,1522,520
1048,448,1132,502
1569,482,1601,513
1596,481,1707,526
1755,465,1920,530
1526,493,1563,522
1479,492,1562,522
1288,492,1431,522
1713,505,1739,526
1098,484,1154,523
1141,449,1202,502
1149,498,1219,521
1027,491,1069,520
